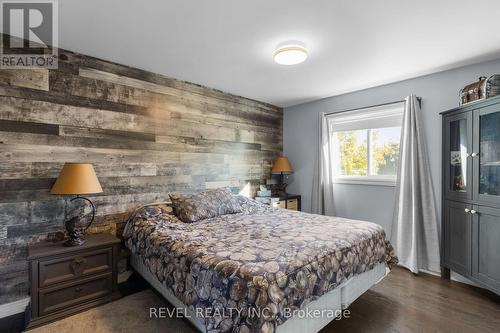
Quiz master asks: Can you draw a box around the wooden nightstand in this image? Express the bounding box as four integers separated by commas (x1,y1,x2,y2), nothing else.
26,233,120,329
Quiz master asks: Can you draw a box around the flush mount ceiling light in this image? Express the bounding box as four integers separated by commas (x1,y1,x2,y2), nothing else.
273,42,308,65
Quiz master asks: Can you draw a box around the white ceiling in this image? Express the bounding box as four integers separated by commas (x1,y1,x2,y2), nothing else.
54,1,500,107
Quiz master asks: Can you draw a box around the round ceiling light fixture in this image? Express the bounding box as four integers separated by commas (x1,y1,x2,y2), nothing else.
273,42,308,65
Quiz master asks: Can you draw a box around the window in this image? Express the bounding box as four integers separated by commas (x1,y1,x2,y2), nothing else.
328,102,404,185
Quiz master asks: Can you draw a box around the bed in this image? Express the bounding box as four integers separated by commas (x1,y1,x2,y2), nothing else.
123,194,397,333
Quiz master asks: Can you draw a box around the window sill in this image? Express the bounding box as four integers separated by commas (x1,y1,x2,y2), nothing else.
332,177,397,187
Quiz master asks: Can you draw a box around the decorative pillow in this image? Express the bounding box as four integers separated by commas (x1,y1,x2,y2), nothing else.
169,188,242,223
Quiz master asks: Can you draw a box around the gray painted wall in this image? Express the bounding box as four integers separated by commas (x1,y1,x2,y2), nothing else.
284,58,500,240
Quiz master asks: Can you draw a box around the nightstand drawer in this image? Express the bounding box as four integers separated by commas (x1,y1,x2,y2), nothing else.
39,247,113,288
287,199,298,210
39,273,113,316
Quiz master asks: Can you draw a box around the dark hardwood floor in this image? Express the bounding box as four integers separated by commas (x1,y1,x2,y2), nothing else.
322,267,500,333
19,267,500,333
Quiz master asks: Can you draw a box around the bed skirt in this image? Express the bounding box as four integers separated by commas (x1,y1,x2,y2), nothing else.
131,254,387,333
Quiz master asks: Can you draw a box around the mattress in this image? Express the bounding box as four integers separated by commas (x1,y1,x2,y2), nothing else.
123,196,397,333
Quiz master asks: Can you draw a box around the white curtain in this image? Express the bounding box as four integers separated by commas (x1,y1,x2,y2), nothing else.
391,95,441,273
311,113,335,216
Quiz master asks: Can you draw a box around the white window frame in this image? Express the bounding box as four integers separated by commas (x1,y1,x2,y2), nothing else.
327,102,404,187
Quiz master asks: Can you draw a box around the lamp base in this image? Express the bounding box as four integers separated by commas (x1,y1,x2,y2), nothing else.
63,237,85,247
271,182,289,196
63,195,96,247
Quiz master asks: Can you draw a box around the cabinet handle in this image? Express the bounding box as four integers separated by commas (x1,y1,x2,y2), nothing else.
75,287,83,292
466,153,471,157
464,208,470,213
471,152,478,157
470,210,477,215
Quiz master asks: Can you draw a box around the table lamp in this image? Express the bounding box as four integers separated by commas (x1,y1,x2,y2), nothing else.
271,156,293,196
50,163,103,246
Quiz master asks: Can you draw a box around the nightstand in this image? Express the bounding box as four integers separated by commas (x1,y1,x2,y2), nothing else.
256,194,301,211
275,194,301,211
26,233,120,329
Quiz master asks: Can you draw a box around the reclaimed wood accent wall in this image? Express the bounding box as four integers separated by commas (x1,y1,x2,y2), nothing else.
0,42,282,304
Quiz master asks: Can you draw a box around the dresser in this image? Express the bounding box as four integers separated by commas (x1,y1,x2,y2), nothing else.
26,233,120,329
441,95,500,295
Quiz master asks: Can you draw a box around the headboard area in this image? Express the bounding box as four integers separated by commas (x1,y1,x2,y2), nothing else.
0,36,282,305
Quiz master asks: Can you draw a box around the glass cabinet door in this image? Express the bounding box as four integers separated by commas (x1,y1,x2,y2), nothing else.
474,106,500,206
445,113,472,200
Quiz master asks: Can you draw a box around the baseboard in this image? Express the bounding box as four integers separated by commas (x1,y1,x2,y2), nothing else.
0,312,25,333
418,268,440,277
0,298,29,333
395,264,441,277
0,298,29,319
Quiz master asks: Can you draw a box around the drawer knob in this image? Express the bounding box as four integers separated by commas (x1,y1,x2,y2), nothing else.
74,257,86,265
75,287,83,293
470,210,477,215
464,208,470,213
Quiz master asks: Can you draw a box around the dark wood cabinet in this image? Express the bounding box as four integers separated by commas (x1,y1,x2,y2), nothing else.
441,96,500,295
26,233,120,329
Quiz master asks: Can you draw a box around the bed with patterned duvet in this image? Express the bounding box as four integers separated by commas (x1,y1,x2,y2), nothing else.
123,189,398,333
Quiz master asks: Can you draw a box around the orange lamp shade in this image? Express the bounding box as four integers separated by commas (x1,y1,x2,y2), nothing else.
50,163,103,195
271,156,293,174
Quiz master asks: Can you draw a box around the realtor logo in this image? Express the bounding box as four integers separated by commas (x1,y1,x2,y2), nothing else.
0,0,58,68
